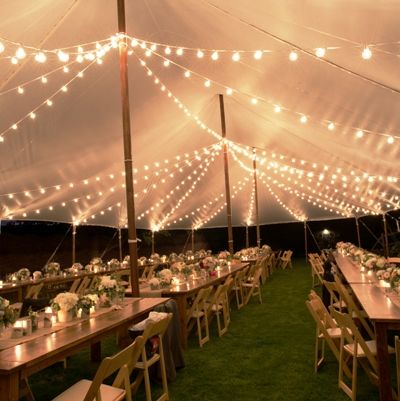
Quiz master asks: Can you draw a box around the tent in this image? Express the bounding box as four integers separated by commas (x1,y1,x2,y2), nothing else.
1,0,399,233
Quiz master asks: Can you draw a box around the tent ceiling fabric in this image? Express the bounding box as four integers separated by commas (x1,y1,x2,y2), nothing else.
1,0,399,230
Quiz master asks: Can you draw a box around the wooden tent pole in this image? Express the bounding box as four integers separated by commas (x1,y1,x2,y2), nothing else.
72,223,77,265
382,213,389,257
245,225,249,249
219,94,234,254
191,228,195,252
355,216,361,248
252,148,261,248
118,227,123,261
304,221,308,262
151,231,155,255
117,0,139,296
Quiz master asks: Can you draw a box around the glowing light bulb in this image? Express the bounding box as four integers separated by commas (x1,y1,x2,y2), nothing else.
226,88,233,95
63,66,69,73
41,76,48,84
46,99,53,106
61,86,67,92
204,80,211,87
77,71,84,78
163,60,170,67
76,54,84,63
12,124,17,130
356,130,364,138
328,122,335,131
35,52,47,63
131,38,138,47
145,49,152,57
11,57,18,64
16,47,26,59
289,51,298,61
176,48,184,56
251,98,258,105
57,50,69,62
300,115,307,123
211,51,219,60
150,44,157,51
165,47,171,55
362,46,372,60
387,135,394,144
232,52,240,61
0,42,4,53
315,48,326,58
30,112,36,119
17,86,24,94
274,105,281,113
197,50,204,58
254,50,263,59
184,70,191,78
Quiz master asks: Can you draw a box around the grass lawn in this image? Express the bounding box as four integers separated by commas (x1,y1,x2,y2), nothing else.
30,259,380,401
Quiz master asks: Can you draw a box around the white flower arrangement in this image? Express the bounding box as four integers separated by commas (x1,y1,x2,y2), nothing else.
96,275,125,305
52,292,79,312
44,262,60,276
149,277,160,289
218,250,230,259
158,268,173,287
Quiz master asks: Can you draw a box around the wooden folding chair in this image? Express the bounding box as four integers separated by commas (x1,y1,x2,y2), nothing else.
331,309,395,401
242,267,263,305
52,335,144,401
305,292,351,377
69,278,81,293
280,250,293,270
232,266,249,310
186,286,212,347
76,276,91,296
131,314,173,401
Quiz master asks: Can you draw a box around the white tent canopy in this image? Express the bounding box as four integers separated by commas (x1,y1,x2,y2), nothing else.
1,0,399,231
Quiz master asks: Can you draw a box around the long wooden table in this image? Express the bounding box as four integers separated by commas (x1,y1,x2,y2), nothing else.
135,261,249,348
335,253,399,401
0,297,167,401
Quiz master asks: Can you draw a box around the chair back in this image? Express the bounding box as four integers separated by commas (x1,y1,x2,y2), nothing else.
142,313,173,342
25,283,43,299
76,276,91,296
84,335,144,401
69,278,81,293
186,286,212,324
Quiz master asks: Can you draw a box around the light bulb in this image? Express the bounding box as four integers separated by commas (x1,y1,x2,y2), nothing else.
315,48,326,58
163,60,170,67
63,66,69,73
57,50,69,62
76,54,84,63
176,48,183,56
197,49,204,58
387,135,394,144
16,47,26,59
362,46,372,60
184,70,191,78
46,99,53,106
251,98,258,105
35,52,47,63
11,57,18,64
356,130,364,138
254,50,263,60
17,87,24,94
232,52,240,61
131,39,138,47
328,122,335,131
30,112,36,119
12,124,17,130
165,47,171,55
274,105,281,113
211,51,219,60
61,85,67,92
145,49,152,57
0,42,4,53
289,51,298,61
300,115,307,123
204,80,211,87
41,76,48,83
226,88,233,95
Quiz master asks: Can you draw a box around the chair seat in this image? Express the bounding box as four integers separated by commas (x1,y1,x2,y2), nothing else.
52,379,125,401
344,340,395,357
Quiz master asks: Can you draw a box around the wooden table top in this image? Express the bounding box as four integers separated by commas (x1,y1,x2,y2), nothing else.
0,297,166,374
137,262,249,298
334,253,374,284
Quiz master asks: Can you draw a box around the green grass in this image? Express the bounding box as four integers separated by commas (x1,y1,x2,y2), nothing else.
30,259,379,401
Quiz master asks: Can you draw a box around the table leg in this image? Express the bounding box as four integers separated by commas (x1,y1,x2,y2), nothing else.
0,372,20,401
91,341,101,362
375,322,393,401
174,294,188,349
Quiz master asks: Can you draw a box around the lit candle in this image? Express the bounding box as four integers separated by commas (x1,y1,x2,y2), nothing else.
90,306,95,314
0,280,3,287
45,307,52,314
51,315,57,325
77,308,82,318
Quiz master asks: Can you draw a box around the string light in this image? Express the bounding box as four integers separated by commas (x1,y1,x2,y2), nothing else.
362,46,372,60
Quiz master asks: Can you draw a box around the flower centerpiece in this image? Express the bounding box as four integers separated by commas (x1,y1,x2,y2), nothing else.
171,261,193,279
16,268,31,281
95,275,125,307
52,292,79,322
43,262,61,277
201,256,218,271
157,269,173,287
148,277,160,290
0,296,16,331
390,267,400,292
77,294,99,318
218,250,230,260
107,258,120,269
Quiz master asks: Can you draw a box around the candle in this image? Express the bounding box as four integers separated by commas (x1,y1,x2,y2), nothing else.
77,308,82,318
0,280,3,287
45,306,53,314
90,306,95,314
51,316,57,325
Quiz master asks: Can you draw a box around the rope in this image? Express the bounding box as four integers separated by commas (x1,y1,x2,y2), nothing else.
306,224,321,253
100,229,118,259
43,224,72,268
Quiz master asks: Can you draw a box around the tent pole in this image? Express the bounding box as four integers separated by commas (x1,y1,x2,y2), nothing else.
117,0,139,296
118,227,122,261
191,228,195,252
219,94,234,254
245,225,249,249
355,216,361,248
151,231,155,255
252,148,261,248
382,213,389,257
304,221,308,262
72,223,77,265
